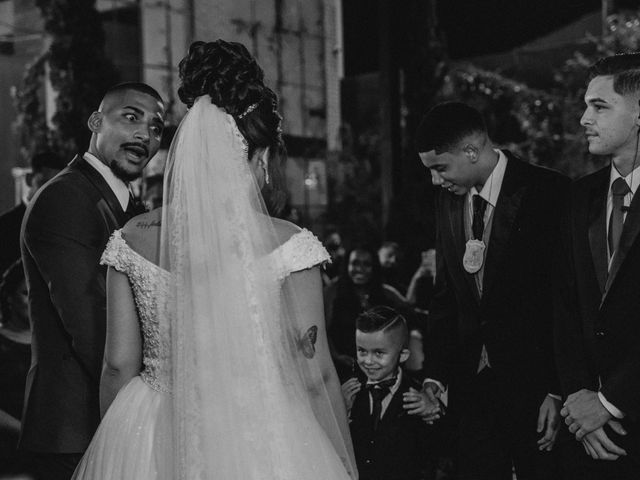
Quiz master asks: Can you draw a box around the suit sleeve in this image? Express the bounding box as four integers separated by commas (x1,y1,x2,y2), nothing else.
422,192,458,387
553,185,594,398
23,181,107,381
599,341,640,421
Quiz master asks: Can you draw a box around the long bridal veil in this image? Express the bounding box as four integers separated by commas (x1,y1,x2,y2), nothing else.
159,96,357,479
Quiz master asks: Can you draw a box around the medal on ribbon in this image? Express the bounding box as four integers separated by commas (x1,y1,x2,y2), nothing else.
463,239,485,274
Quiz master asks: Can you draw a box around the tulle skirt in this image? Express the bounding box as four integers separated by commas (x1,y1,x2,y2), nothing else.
72,376,172,480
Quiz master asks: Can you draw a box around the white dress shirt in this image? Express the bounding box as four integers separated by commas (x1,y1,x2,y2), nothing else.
83,152,130,211
367,368,402,418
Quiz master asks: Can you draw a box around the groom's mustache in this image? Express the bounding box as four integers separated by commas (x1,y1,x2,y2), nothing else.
121,142,149,157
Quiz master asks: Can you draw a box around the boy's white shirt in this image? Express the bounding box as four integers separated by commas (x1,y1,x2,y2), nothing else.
366,367,402,417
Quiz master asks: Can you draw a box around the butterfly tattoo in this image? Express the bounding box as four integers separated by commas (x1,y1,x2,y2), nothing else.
299,325,318,359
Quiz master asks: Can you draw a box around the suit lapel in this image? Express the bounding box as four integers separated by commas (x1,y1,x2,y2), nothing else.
446,192,480,304
482,155,526,300
603,179,640,300
587,168,609,296
69,155,128,226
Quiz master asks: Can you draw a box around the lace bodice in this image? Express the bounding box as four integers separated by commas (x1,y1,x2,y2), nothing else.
99,228,329,394
101,230,172,393
269,228,331,281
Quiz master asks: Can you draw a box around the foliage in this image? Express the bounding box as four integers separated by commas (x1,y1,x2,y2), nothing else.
437,64,565,169
13,0,119,160
553,8,640,176
435,9,640,179
12,54,48,159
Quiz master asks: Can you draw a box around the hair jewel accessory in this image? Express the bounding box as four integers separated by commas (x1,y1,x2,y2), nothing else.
238,102,259,119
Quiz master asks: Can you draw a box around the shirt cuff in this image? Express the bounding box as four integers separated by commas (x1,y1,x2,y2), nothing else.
547,393,561,401
423,378,446,395
598,392,625,419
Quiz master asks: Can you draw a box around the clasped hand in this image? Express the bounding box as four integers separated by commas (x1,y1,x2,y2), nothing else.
561,389,627,460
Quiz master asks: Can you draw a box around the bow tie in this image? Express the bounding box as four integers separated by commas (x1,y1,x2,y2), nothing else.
365,377,397,391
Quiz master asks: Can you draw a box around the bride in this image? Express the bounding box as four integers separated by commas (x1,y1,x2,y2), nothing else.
72,40,357,479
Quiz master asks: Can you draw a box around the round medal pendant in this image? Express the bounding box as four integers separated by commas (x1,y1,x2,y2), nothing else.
463,239,486,274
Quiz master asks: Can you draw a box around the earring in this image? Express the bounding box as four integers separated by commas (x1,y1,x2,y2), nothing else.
261,155,270,185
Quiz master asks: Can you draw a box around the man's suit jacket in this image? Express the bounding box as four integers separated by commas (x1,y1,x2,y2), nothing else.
0,202,26,276
426,152,568,400
555,165,640,458
19,155,130,453
350,373,429,480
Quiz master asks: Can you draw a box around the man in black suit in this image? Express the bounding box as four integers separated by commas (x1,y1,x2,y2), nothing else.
416,102,567,479
556,53,640,480
0,151,64,277
19,82,165,480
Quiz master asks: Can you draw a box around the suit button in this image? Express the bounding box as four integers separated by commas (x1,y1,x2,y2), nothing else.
596,331,605,337
370,440,374,445
366,459,371,464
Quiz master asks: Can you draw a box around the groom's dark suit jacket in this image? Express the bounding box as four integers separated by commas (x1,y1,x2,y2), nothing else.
19,155,131,453
425,152,568,402
555,165,640,463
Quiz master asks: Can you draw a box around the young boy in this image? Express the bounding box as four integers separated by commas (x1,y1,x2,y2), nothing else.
342,306,433,480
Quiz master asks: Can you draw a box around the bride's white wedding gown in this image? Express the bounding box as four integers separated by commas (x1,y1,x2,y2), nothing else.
72,227,353,480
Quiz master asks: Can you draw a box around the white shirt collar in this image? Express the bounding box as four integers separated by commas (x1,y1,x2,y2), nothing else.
83,152,130,211
366,367,402,394
469,149,508,208
609,163,640,196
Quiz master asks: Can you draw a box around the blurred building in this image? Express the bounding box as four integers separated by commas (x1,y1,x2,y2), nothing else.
0,0,344,226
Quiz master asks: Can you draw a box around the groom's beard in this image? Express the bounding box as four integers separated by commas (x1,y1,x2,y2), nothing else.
109,159,144,182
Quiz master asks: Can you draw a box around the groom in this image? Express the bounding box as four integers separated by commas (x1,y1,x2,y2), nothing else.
20,82,165,479
417,102,567,479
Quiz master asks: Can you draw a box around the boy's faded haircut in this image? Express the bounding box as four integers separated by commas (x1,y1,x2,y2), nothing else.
356,306,409,348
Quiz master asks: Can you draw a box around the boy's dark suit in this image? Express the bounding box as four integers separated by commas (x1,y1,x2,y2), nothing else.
555,165,640,478
350,373,429,480
426,152,568,478
19,155,135,473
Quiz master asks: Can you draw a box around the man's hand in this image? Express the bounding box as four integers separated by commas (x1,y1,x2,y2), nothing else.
537,395,561,451
341,377,361,412
581,426,627,461
561,389,612,440
403,387,441,419
420,382,444,424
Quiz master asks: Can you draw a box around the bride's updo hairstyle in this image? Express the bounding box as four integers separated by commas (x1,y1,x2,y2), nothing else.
178,40,287,215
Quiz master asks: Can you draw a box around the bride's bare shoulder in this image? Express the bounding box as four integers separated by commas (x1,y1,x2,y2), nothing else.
120,208,163,263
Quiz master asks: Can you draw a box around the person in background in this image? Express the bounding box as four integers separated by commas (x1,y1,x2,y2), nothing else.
0,260,32,478
406,249,436,310
0,151,65,277
325,246,412,381
322,230,346,286
378,241,407,293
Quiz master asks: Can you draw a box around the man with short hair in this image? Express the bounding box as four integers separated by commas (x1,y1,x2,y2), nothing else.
556,52,640,479
19,82,165,479
417,102,568,479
